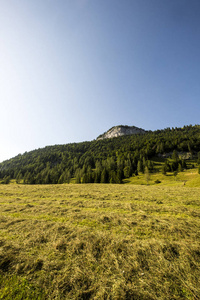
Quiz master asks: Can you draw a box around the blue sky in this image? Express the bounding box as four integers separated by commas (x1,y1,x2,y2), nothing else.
0,0,200,162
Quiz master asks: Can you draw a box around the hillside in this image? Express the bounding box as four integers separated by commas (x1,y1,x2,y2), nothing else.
0,124,200,184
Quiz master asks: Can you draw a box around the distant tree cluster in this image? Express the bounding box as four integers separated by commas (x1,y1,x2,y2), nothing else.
0,125,200,184
161,150,187,175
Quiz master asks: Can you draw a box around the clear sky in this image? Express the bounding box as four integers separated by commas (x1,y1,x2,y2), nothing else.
0,0,200,162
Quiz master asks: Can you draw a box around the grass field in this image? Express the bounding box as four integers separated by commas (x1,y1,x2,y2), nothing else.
0,180,200,299
125,167,200,187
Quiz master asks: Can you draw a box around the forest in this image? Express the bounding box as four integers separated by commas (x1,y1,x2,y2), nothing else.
0,125,200,184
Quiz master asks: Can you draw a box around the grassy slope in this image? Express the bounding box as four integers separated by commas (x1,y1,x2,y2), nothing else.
0,181,200,299
125,168,200,187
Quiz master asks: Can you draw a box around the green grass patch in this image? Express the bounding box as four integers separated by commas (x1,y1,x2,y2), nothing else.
0,275,45,300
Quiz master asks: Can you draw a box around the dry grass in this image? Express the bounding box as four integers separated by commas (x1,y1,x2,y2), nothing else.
0,184,200,299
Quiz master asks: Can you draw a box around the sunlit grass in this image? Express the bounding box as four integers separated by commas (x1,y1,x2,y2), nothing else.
0,183,200,299
125,167,200,187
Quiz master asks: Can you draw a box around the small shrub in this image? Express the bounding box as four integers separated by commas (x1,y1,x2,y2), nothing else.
154,179,161,184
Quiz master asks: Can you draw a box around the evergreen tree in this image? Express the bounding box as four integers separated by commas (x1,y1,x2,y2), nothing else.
116,169,123,183
65,170,71,184
58,173,65,184
172,150,179,162
173,171,178,180
137,160,143,173
171,161,178,172
145,166,150,185
123,166,131,178
75,169,81,184
109,170,116,183
44,172,51,184
35,172,42,184
101,168,109,183
1,175,10,184
82,173,87,183
178,163,182,172
164,160,171,172
197,152,200,165
147,160,154,172
161,165,166,175
181,159,187,170
94,171,101,183
16,172,22,184
134,170,138,176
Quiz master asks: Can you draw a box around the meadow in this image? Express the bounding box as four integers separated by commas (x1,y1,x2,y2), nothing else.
0,180,200,299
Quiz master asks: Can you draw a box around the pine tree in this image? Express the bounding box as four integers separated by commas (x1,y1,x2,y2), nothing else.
2,175,10,184
137,160,143,173
58,172,69,184
145,166,150,185
109,170,116,183
197,152,200,165
123,166,131,178
178,163,182,172
116,169,123,183
172,150,179,162
65,170,71,184
161,165,166,175
16,172,22,184
101,169,108,183
75,169,81,183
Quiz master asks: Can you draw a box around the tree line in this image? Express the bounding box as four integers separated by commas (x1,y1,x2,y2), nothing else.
0,125,200,184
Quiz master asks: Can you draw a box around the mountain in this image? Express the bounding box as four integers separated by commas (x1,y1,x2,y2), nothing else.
0,124,200,184
97,125,146,140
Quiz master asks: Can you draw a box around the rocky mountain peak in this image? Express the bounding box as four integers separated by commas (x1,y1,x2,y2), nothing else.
97,125,146,140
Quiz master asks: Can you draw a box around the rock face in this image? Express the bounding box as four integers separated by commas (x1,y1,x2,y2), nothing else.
97,125,146,140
